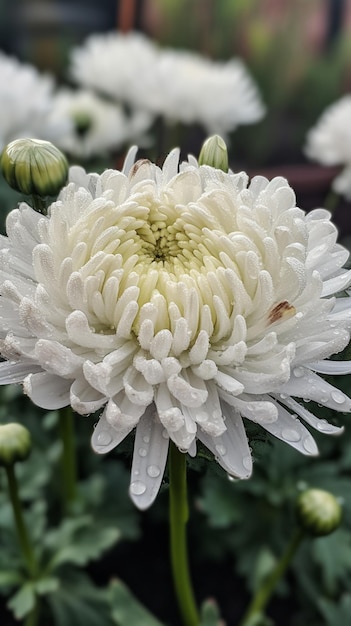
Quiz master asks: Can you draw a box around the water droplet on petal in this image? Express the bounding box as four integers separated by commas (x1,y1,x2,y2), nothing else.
97,431,112,446
130,480,146,496
243,455,251,471
143,435,150,444
293,367,304,378
215,444,227,456
281,428,301,442
138,447,147,457
147,465,161,478
303,437,316,454
331,390,345,405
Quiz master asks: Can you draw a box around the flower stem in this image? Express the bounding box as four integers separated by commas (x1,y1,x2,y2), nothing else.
5,464,38,578
239,528,304,626
58,407,77,511
169,442,199,626
24,602,40,626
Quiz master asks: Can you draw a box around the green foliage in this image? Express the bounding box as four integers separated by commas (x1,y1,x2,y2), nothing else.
109,579,165,626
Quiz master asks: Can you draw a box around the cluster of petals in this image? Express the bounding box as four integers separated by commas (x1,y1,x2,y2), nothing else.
51,88,153,159
70,31,265,137
305,95,351,199
0,52,70,150
1,148,351,509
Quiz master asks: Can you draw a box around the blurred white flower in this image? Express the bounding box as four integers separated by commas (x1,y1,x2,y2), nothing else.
305,95,351,199
70,32,160,111
154,50,265,136
0,52,70,149
1,148,351,510
51,88,152,158
70,31,265,138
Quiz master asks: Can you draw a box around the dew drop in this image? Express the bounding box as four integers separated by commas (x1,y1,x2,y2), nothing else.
320,394,329,404
130,480,146,496
143,435,150,444
243,455,252,471
316,419,334,433
293,367,304,378
97,431,112,446
281,428,301,442
215,444,227,456
303,437,316,454
147,465,161,478
331,390,345,405
138,447,147,457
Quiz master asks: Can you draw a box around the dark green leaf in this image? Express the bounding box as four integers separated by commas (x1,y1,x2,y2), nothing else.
7,582,35,619
109,579,165,626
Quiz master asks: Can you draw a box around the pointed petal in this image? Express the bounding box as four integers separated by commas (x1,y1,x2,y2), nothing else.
198,404,252,478
91,410,132,454
129,406,169,510
261,401,319,456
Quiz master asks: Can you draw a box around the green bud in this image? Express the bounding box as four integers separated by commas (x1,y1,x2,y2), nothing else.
0,423,32,467
0,138,68,197
198,135,229,172
296,488,342,537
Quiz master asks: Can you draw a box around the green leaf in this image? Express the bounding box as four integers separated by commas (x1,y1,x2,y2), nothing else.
0,569,22,588
199,598,223,625
47,571,114,626
318,593,351,625
46,515,120,569
109,579,165,626
34,576,60,595
312,529,351,594
7,582,35,619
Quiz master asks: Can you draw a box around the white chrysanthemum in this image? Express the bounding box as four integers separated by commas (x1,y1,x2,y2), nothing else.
70,32,160,110
153,50,265,136
70,31,265,137
305,95,351,199
50,88,153,158
1,148,351,510
0,52,70,150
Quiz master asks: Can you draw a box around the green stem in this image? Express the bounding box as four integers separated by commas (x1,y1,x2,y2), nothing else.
5,465,38,578
239,528,304,626
24,602,40,626
31,194,47,215
58,407,77,511
169,442,199,626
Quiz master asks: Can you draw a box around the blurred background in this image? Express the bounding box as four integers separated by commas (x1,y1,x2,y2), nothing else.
1,0,351,167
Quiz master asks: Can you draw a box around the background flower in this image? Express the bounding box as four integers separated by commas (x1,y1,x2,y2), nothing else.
0,149,350,510
50,88,153,159
305,95,351,199
70,31,265,140
0,52,70,150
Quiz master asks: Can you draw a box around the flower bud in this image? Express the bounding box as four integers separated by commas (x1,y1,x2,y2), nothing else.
198,135,229,172
296,488,342,537
0,423,32,467
0,138,68,197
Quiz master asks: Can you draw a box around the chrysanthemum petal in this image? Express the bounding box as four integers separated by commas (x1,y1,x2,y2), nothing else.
129,406,169,510
23,372,71,409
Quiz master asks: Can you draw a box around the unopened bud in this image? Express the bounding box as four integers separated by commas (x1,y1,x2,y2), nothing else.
296,488,342,537
198,135,229,172
0,423,32,467
0,138,68,197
